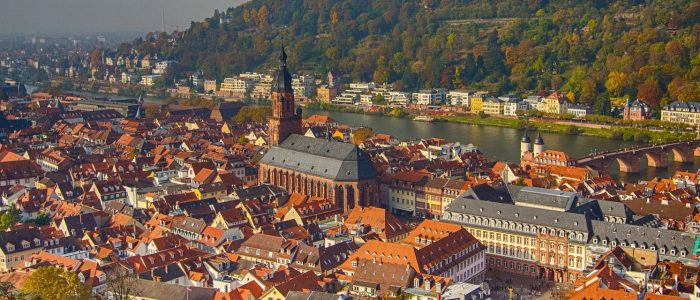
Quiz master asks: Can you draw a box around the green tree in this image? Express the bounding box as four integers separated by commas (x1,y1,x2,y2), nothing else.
22,266,91,300
452,66,462,87
238,136,250,145
0,281,38,300
0,207,20,230
592,94,612,115
483,30,506,76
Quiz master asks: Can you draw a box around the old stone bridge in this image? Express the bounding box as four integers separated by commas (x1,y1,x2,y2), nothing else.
576,140,700,173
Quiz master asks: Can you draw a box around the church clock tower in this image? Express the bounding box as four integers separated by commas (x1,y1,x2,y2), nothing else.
269,46,302,146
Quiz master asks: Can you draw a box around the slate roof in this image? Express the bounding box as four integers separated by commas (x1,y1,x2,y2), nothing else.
589,220,696,260
286,291,344,300
233,184,287,201
260,134,377,181
445,194,590,233
574,198,631,221
129,279,216,300
512,186,578,211
663,101,700,112
0,227,42,254
465,184,512,203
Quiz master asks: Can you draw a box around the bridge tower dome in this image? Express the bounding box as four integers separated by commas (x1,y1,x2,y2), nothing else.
534,132,545,157
520,131,532,157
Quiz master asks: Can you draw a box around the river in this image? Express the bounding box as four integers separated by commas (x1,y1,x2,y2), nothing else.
306,109,700,181
34,85,697,181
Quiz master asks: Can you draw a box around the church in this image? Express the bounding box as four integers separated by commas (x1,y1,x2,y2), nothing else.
258,46,379,212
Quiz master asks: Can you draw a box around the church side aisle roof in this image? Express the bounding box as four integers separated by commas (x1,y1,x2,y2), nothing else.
260,134,377,181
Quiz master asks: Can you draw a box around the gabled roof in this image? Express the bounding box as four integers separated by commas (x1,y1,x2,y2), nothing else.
345,206,409,240
260,134,377,181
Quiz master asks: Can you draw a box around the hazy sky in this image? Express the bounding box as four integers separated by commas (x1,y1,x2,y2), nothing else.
0,0,247,35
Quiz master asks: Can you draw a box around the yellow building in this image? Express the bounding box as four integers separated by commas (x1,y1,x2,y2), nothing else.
469,91,490,113
350,127,374,145
0,228,43,272
543,92,570,114
482,98,504,116
204,80,218,93
316,85,337,103
661,101,700,126
444,188,589,283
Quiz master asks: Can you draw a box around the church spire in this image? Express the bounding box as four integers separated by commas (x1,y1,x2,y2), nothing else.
269,43,302,146
272,45,293,94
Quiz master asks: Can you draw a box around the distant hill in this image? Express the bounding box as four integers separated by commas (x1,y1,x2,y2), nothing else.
120,0,700,112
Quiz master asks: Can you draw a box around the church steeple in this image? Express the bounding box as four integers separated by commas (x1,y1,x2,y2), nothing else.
269,44,302,146
272,45,293,94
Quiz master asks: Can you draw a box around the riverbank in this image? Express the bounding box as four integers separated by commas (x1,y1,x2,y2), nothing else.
304,103,694,144
441,115,695,144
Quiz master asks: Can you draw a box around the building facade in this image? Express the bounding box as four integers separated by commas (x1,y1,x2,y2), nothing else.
661,101,700,126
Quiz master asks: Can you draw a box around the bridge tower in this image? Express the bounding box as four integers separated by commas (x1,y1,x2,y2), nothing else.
520,130,532,158
534,132,545,157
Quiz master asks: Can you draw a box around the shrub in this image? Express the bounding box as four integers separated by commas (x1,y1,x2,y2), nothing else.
564,125,580,135
611,130,624,140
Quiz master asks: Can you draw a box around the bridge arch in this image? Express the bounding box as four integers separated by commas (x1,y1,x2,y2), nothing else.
577,140,700,174
615,157,641,174
671,147,694,163
644,152,668,168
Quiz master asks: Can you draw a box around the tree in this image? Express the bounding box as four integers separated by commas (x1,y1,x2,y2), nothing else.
483,30,506,76
592,94,612,115
637,78,662,108
580,79,598,105
452,66,462,87
237,136,250,145
22,266,91,300
605,71,627,97
257,5,269,28
104,268,141,300
0,281,38,300
0,207,19,230
330,10,339,26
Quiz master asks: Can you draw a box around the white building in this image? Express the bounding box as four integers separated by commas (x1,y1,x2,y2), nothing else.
419,142,464,161
524,96,543,111
292,75,316,99
499,95,527,116
447,90,471,106
333,90,362,105
139,75,161,86
413,88,447,105
387,91,412,105
153,60,177,75
349,82,376,90
220,77,254,93
567,105,590,118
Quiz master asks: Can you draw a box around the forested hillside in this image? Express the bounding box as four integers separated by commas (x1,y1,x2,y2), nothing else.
119,0,700,110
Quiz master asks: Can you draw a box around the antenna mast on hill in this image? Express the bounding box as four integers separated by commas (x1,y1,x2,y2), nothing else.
162,8,166,32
